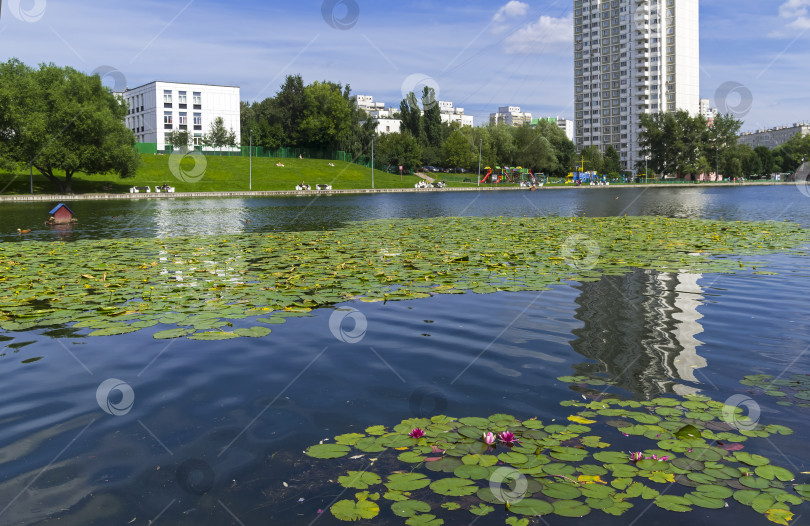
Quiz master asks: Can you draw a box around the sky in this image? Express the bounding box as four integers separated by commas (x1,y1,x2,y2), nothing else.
1,0,809,133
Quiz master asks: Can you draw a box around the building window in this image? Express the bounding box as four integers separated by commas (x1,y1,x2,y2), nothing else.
164,111,172,130
179,112,187,130
164,90,172,108
193,112,202,130
193,92,202,108
179,91,187,109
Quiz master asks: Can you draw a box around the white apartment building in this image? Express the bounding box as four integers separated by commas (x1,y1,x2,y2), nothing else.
356,94,385,113
490,106,533,127
123,81,241,151
438,101,474,127
574,0,700,170
699,98,717,125
738,123,810,149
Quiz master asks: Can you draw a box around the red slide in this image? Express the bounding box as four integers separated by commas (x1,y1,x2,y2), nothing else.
479,169,493,183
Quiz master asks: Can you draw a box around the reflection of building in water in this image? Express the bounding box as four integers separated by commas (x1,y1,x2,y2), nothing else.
154,198,249,238
569,269,706,398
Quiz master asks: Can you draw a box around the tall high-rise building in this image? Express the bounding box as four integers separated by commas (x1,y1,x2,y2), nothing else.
574,0,699,171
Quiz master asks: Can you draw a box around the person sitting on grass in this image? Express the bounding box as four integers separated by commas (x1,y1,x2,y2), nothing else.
276,161,284,167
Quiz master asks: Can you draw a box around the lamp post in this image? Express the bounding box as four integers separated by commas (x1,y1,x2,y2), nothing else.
645,157,648,185
29,161,33,194
371,135,374,190
249,129,253,191
477,139,482,187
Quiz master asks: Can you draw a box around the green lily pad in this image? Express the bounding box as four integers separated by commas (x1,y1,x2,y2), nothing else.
338,471,381,490
331,499,380,521
391,499,431,518
386,473,431,492
305,443,350,459
508,498,554,516
429,477,477,496
552,499,590,517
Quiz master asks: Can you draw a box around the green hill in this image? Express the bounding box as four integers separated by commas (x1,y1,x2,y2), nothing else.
0,154,474,194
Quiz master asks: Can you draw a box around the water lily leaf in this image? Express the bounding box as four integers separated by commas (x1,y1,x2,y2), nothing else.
331,499,380,521
429,477,477,496
754,465,794,482
734,452,771,466
88,325,140,336
508,498,554,516
739,476,771,489
468,503,494,516
765,508,794,526
404,514,443,526
733,489,761,506
685,491,726,509
552,499,590,517
397,451,426,464
794,484,810,499
304,443,351,459
338,471,381,489
654,495,693,512
594,451,631,464
188,330,239,340
695,485,734,499
505,517,529,526
384,491,409,502
441,502,461,511
498,452,529,465
543,482,582,500
454,464,490,480
152,328,194,339
391,499,431,518
386,473,430,492
234,326,272,338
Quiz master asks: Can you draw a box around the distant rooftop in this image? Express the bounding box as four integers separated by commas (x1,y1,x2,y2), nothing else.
124,80,240,92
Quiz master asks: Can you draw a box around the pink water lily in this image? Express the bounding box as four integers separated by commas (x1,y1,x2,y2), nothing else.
498,431,516,444
409,428,425,439
629,451,643,462
483,432,496,445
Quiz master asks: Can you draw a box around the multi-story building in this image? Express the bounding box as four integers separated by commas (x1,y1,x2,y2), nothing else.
123,81,240,151
534,117,576,141
738,123,810,149
490,106,533,127
438,101,474,127
699,98,717,125
356,95,386,113
574,0,700,170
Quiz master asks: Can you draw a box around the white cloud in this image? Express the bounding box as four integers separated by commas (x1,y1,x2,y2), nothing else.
502,13,573,55
779,0,810,29
492,1,530,34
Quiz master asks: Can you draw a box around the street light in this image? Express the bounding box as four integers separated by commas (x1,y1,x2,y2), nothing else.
249,129,253,191
371,135,374,190
477,139,482,187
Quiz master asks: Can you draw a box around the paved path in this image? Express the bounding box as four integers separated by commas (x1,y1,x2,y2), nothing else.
0,181,794,202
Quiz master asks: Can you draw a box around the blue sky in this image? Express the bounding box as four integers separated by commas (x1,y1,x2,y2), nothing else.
1,0,808,132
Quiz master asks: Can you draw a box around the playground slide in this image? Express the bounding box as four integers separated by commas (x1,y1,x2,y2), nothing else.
479,169,493,183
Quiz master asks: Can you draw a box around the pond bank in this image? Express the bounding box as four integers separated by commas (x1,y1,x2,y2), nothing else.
0,181,791,202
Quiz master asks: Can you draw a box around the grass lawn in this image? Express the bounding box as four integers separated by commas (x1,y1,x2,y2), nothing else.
0,154,430,194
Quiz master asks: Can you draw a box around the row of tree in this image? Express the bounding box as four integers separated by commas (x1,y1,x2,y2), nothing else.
165,117,238,150
638,111,810,178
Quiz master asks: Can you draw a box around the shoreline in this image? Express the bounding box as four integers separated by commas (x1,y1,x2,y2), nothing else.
0,181,792,202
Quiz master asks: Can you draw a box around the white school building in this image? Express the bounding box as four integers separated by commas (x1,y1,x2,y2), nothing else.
121,81,241,151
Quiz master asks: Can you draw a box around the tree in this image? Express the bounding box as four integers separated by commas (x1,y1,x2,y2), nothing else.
513,126,555,173
166,129,190,149
298,81,354,149
275,74,307,145
0,59,138,194
204,116,230,149
421,86,442,149
399,92,422,140
488,124,516,167
603,146,622,175
442,129,475,171
376,132,422,171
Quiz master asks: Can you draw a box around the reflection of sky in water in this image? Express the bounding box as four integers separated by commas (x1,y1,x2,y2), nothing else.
154,198,250,238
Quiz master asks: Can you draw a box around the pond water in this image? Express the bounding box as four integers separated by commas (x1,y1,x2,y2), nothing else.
1,186,809,525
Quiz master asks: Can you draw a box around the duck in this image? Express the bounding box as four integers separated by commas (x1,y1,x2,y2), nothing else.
17,228,31,234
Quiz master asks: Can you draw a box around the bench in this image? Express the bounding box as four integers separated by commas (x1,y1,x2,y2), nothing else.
130,186,151,193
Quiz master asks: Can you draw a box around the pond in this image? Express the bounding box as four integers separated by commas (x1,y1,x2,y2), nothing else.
1,186,809,525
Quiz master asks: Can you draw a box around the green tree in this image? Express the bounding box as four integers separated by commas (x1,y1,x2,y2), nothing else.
204,116,230,149
603,145,622,175
421,87,442,149
299,81,354,149
275,74,307,145
513,126,555,173
399,92,422,140
376,132,422,171
488,124,516,167
166,129,190,149
0,59,138,194
754,146,775,176
442,129,475,171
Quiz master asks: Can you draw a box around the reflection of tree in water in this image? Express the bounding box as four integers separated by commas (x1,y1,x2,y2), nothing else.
569,269,707,398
